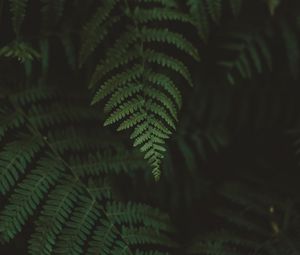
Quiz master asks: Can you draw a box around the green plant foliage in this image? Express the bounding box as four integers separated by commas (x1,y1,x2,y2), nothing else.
218,31,272,84
1,0,300,254
9,0,28,35
0,84,174,254
188,0,243,41
81,0,200,180
0,40,40,62
205,0,222,24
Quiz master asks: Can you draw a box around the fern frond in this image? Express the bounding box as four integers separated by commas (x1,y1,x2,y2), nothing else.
91,65,143,104
147,72,182,108
188,0,210,42
80,12,120,65
29,177,81,255
87,201,175,255
84,1,199,179
0,155,62,242
9,0,28,34
0,134,43,194
0,40,40,62
69,150,145,176
144,49,193,86
218,32,272,84
54,196,101,254
0,108,24,141
87,218,119,255
141,28,199,61
144,87,178,120
205,0,222,24
0,84,174,254
104,84,143,113
121,227,176,247
107,202,174,232
134,7,194,24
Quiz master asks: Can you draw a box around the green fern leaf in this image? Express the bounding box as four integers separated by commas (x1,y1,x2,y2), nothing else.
0,84,175,254
54,196,101,254
0,134,43,195
187,0,210,41
84,2,199,179
218,32,271,84
141,28,199,61
29,178,82,255
205,0,222,24
0,40,40,62
87,218,119,255
9,0,28,34
0,155,62,242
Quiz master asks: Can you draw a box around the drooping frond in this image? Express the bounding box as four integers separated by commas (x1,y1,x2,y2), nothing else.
81,0,200,179
9,0,28,35
0,40,40,62
0,155,63,242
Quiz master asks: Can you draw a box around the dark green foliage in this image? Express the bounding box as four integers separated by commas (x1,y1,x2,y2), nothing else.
0,40,40,62
9,0,28,35
217,31,272,84
0,85,174,254
81,0,199,179
1,0,300,254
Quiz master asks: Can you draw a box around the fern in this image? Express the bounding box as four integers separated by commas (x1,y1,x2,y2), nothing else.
9,0,28,35
188,0,242,42
205,0,222,24
1,1,300,254
0,84,175,254
0,40,40,62
187,0,210,42
81,0,200,180
218,31,272,84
